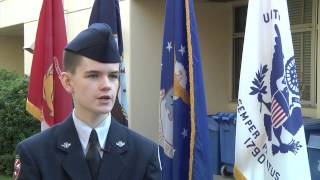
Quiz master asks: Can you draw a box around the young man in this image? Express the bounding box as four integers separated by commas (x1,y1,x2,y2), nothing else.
14,23,161,180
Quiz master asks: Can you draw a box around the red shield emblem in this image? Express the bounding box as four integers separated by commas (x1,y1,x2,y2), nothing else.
12,157,21,180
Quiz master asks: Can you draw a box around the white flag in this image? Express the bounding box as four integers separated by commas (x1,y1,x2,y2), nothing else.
234,0,311,180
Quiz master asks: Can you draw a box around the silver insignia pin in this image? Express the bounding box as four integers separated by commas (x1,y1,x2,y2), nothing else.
61,142,71,149
116,141,125,148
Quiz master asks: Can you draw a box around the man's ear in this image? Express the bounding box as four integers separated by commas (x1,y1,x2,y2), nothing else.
60,72,73,94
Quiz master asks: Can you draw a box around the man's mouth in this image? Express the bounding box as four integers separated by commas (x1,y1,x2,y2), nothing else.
98,95,112,101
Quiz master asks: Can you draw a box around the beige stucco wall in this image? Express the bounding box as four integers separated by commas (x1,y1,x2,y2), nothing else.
24,21,37,75
196,2,232,115
129,0,164,140
0,35,24,74
0,0,23,28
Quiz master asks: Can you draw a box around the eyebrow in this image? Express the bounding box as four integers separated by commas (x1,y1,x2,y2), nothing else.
84,70,120,74
84,70,100,74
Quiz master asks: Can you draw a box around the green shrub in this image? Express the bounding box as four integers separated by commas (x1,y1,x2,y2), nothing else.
0,69,40,176
0,154,14,176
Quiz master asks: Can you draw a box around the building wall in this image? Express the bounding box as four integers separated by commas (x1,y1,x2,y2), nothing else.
0,35,24,74
196,2,232,115
0,0,29,74
129,0,164,141
0,0,23,28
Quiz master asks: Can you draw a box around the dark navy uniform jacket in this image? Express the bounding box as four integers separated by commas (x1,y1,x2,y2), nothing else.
15,115,161,180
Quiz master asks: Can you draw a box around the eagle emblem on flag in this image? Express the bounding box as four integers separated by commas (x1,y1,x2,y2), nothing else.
249,24,303,155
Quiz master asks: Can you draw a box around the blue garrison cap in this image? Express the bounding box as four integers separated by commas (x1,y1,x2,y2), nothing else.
65,23,121,63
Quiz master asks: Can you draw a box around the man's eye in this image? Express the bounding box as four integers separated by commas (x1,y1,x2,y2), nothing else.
109,74,119,79
87,74,98,78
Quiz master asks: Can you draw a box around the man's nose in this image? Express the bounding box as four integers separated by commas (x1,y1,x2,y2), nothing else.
99,76,111,90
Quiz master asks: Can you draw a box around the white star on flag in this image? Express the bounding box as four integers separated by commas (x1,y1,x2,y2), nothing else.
166,41,172,53
181,128,188,138
178,45,185,56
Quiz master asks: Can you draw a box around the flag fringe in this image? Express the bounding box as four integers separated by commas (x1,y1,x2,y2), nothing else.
26,99,42,121
185,0,196,179
233,165,247,180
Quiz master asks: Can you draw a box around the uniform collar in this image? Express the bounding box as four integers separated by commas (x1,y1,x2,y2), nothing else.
72,109,111,155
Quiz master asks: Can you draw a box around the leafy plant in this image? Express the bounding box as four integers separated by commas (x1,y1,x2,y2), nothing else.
0,69,40,176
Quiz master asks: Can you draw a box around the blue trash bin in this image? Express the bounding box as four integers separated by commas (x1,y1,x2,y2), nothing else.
207,114,221,176
304,117,320,143
215,112,237,176
307,134,320,180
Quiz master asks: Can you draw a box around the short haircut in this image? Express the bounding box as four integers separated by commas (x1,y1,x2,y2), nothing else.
63,50,83,74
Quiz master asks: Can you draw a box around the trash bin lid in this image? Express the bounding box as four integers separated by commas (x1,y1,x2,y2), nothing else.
221,112,236,123
308,134,320,149
207,116,219,131
304,118,320,130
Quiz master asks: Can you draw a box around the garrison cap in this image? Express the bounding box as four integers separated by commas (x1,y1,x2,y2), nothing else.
65,23,121,63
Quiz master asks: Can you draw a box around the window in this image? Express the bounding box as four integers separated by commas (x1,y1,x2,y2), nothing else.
232,0,318,106
288,0,316,105
232,5,247,101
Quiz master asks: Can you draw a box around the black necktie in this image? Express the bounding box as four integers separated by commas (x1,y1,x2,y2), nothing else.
86,130,101,180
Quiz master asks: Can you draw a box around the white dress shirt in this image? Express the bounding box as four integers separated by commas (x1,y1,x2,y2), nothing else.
72,109,111,157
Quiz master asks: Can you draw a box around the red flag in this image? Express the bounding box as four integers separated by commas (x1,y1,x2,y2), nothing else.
26,0,72,126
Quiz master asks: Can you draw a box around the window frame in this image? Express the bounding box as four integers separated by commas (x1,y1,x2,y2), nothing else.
231,2,247,102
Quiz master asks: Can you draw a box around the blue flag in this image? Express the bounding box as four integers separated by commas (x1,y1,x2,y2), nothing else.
89,0,128,126
159,0,212,179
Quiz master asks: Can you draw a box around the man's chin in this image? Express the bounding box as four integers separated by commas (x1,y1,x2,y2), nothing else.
94,108,112,115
